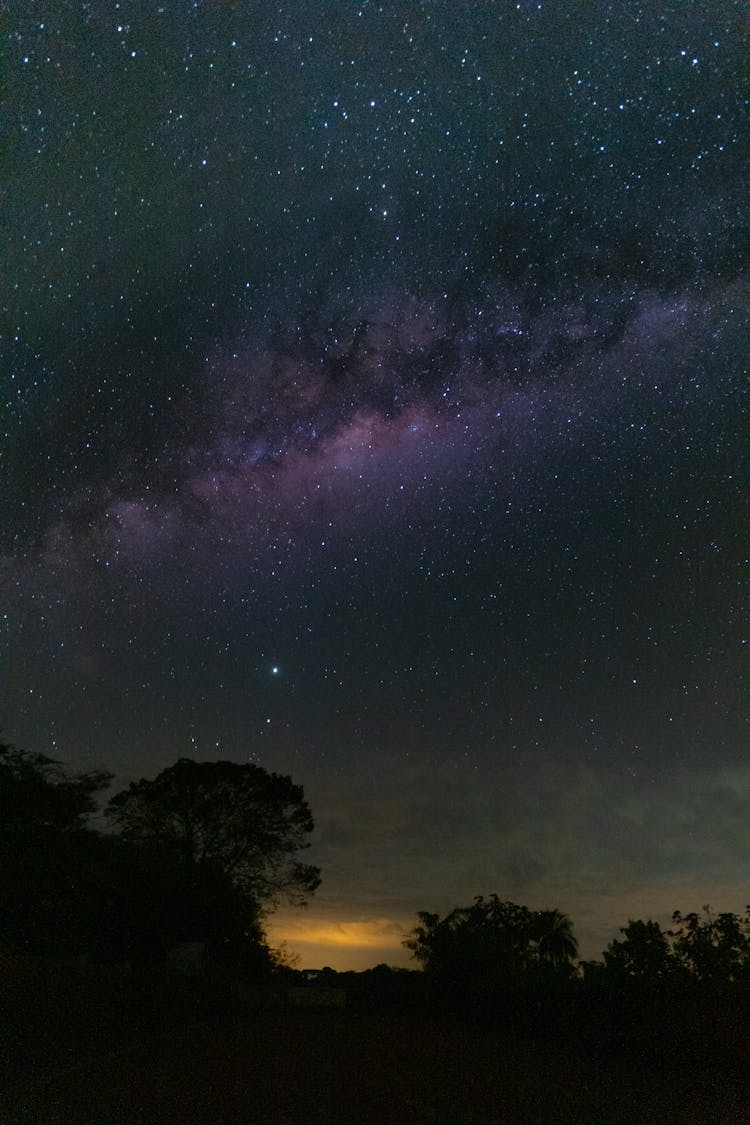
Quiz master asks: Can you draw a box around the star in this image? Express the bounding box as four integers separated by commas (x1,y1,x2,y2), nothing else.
4,0,744,974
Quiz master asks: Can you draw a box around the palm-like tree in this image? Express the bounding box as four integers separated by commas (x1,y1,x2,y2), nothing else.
533,909,578,972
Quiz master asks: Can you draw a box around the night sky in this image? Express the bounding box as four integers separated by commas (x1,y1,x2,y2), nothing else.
4,2,747,969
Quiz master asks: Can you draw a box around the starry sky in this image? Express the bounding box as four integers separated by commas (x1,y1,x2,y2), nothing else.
3,1,747,970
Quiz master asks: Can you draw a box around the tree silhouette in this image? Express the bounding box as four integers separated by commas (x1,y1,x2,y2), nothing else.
0,740,112,954
107,758,321,911
533,908,578,973
0,739,111,838
602,910,750,986
669,907,750,984
603,919,675,983
405,895,578,1000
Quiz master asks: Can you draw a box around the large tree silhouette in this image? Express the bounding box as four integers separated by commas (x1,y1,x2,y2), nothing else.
405,895,578,999
603,919,675,983
107,758,321,912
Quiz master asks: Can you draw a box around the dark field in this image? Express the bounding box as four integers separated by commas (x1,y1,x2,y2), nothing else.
4,964,750,1125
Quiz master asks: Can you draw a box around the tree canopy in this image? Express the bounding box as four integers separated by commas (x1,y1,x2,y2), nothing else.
405,895,578,997
669,907,750,983
602,919,674,983
0,740,113,954
0,742,319,966
0,740,111,839
601,908,750,986
107,758,321,911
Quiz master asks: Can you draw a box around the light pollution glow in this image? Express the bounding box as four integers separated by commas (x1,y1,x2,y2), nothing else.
267,915,414,971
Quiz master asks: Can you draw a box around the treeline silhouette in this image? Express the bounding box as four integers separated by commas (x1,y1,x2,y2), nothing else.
5,740,750,991
1,740,318,971
4,742,750,1122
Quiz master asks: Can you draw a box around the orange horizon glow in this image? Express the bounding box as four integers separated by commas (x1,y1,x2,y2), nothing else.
266,915,415,970
269,916,408,949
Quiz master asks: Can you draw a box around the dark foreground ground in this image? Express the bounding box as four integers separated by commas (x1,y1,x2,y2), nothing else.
4,963,750,1124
